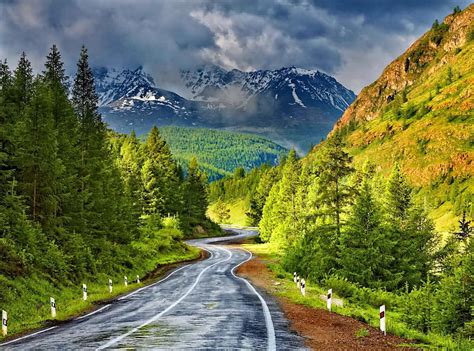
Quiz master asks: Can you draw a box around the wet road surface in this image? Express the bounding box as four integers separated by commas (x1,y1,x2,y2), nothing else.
1,229,305,350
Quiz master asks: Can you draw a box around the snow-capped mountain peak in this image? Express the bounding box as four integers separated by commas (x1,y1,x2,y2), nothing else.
92,64,356,153
93,66,157,106
180,65,355,112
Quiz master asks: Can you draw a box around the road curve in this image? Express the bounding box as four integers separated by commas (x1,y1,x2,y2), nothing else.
1,229,305,350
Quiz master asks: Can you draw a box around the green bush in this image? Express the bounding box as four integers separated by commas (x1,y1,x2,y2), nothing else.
0,238,28,277
355,328,369,338
354,287,400,309
401,281,436,333
322,275,358,298
162,215,181,229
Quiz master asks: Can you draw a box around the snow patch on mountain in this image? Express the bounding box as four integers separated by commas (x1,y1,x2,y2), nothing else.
180,65,355,112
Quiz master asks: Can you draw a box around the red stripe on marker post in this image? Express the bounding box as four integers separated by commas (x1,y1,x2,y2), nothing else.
380,305,386,335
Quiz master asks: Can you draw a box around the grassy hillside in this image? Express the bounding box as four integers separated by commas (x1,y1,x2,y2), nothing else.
159,126,288,181
328,5,474,232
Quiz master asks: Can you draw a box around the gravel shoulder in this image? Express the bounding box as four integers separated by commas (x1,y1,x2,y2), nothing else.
236,255,416,350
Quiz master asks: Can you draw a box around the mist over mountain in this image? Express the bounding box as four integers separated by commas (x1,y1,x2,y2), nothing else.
93,65,356,153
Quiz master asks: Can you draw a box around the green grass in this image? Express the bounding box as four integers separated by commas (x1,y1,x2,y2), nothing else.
355,328,369,339
326,24,474,234
0,245,200,340
243,242,473,350
207,198,250,226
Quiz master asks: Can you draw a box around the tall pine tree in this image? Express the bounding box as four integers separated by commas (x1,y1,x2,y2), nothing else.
71,46,111,238
141,126,180,216
16,78,62,232
338,165,394,288
43,45,81,231
384,165,435,288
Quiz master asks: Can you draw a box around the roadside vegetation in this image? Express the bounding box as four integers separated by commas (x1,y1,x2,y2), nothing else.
212,137,473,348
209,8,473,347
244,240,473,350
0,46,218,338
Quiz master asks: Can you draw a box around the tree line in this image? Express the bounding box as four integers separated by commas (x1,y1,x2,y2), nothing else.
211,135,473,338
0,45,214,284
158,126,287,181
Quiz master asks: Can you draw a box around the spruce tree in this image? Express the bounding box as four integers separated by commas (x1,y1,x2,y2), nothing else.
13,52,33,112
338,168,393,288
71,46,110,237
44,44,66,87
182,157,208,229
43,45,80,230
119,130,144,226
384,165,435,289
0,60,13,191
16,78,62,231
141,126,180,216
259,150,301,245
316,135,355,236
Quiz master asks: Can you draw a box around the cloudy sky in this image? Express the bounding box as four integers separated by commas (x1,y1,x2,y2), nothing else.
0,0,470,92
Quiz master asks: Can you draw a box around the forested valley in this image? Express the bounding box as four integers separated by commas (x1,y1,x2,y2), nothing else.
158,126,287,181
209,136,473,345
0,46,217,333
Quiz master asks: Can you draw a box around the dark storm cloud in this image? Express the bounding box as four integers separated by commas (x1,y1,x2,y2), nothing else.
0,0,470,92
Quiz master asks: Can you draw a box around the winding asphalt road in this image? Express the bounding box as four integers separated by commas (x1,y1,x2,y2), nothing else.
1,229,305,350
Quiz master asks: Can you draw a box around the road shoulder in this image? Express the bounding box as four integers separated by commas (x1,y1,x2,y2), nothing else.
235,253,416,350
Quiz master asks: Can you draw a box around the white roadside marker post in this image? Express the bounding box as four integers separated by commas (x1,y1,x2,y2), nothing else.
2,310,7,336
301,279,306,296
296,276,300,288
108,279,113,293
293,272,297,283
136,275,140,283
82,284,88,301
380,305,386,335
124,276,128,287
327,289,332,312
50,297,57,318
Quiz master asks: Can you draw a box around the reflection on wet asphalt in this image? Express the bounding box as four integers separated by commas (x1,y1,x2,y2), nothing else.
2,229,306,350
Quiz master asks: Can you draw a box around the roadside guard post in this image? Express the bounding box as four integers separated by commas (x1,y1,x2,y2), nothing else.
327,289,332,311
293,272,297,283
2,310,7,336
301,279,306,296
136,275,140,283
297,276,300,288
380,305,386,335
82,284,88,301
124,276,128,286
50,297,57,318
109,279,113,293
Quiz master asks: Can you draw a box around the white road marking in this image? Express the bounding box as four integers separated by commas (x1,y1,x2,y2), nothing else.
0,249,214,347
0,326,58,346
75,304,111,321
227,247,277,351
118,263,192,301
96,246,232,350
117,247,213,301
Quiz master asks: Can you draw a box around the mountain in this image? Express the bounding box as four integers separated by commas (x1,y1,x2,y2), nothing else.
326,5,474,231
93,66,203,129
180,65,354,113
159,126,288,181
94,65,355,153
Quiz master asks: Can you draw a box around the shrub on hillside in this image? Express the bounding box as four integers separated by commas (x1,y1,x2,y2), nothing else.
322,275,358,298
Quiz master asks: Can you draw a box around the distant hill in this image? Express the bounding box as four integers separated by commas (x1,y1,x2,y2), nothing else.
326,5,474,231
93,65,355,153
159,126,288,181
